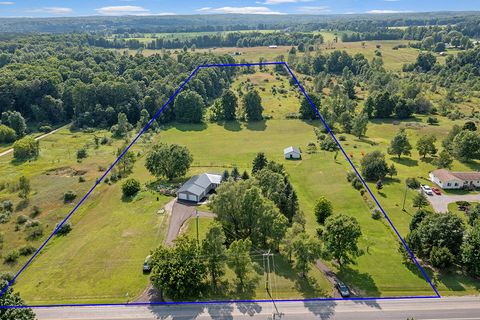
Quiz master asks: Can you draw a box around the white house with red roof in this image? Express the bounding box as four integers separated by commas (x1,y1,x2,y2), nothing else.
429,169,480,189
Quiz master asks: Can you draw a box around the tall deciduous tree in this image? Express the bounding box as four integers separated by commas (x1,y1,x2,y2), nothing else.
226,239,254,290
13,137,39,160
314,196,333,225
388,129,412,159
242,90,263,121
323,214,362,266
360,150,388,181
202,223,227,289
452,130,480,161
150,236,206,300
174,90,204,123
351,112,368,138
299,94,320,120
220,90,238,121
292,232,322,277
145,143,193,181
462,222,480,277
416,135,437,158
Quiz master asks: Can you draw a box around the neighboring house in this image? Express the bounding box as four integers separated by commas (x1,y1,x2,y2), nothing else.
268,45,278,48
177,173,222,203
429,169,480,189
284,146,301,159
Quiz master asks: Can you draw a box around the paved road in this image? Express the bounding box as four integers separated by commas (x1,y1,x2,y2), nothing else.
426,193,480,213
34,296,480,320
0,126,64,157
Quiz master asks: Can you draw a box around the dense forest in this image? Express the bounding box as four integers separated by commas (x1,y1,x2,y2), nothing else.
1,12,479,34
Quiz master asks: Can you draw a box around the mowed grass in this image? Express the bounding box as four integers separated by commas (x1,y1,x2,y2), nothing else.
335,115,480,295
0,128,172,304
158,119,435,297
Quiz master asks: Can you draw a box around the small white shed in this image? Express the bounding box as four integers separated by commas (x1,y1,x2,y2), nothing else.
284,146,301,160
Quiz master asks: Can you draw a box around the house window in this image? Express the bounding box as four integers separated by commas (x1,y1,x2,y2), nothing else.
455,183,458,186
447,183,451,186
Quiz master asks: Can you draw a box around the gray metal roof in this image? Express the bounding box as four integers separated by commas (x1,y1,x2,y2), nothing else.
284,146,300,154
177,173,222,197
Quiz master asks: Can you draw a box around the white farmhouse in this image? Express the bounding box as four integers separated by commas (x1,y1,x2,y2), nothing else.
284,146,301,160
429,169,480,189
177,173,222,203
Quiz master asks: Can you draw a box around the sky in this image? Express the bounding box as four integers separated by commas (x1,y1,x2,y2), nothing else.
0,0,478,17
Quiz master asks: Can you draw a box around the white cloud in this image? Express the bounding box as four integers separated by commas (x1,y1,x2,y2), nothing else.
196,6,284,14
297,6,331,14
95,5,149,15
28,7,73,14
366,9,406,13
261,0,313,4
0,2,14,5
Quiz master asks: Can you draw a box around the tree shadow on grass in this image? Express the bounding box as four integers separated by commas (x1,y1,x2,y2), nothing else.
336,266,381,309
391,157,418,167
246,120,267,131
222,120,242,132
272,254,329,298
163,122,208,132
404,260,480,294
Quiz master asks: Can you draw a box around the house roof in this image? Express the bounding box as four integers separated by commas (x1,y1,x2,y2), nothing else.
177,173,222,196
431,169,480,181
284,146,300,155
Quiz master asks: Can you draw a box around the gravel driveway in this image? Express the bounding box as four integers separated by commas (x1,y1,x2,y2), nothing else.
426,192,480,213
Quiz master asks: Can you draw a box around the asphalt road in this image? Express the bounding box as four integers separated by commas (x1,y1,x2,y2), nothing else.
34,296,480,320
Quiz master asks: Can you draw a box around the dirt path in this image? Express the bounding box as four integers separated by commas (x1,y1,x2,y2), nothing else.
0,125,65,157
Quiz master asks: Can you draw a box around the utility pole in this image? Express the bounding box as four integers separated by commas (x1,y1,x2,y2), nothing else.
263,250,281,319
196,209,199,246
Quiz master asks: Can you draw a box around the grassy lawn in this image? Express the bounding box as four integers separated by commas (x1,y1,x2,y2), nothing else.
0,127,172,304
158,119,436,297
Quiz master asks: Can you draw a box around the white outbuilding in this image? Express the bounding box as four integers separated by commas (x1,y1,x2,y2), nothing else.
284,146,301,160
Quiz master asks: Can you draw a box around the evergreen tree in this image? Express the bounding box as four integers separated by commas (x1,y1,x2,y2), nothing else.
242,90,263,121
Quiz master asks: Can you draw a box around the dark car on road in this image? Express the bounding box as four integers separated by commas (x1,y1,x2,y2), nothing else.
335,281,351,298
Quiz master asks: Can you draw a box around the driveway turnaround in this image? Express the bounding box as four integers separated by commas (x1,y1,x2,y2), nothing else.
426,192,480,213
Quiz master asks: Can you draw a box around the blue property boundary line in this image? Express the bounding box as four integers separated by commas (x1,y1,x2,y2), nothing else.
0,61,440,308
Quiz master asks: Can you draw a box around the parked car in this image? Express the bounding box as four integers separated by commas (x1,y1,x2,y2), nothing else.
143,255,152,273
432,187,441,195
421,185,434,196
335,281,351,298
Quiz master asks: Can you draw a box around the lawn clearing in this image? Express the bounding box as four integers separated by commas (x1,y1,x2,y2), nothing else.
158,119,436,297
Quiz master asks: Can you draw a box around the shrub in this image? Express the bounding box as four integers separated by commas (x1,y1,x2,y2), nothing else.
2,200,13,212
0,124,16,143
430,246,454,269
352,177,364,190
3,250,19,264
19,245,36,256
25,224,43,241
320,135,338,152
371,209,382,220
76,148,87,160
13,136,39,160
56,222,72,236
0,271,15,283
63,191,77,203
100,136,110,145
338,135,346,141
122,178,141,198
406,177,421,189
30,205,41,218
39,125,53,133
78,176,86,183
16,215,28,225
0,211,11,224
427,117,439,125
